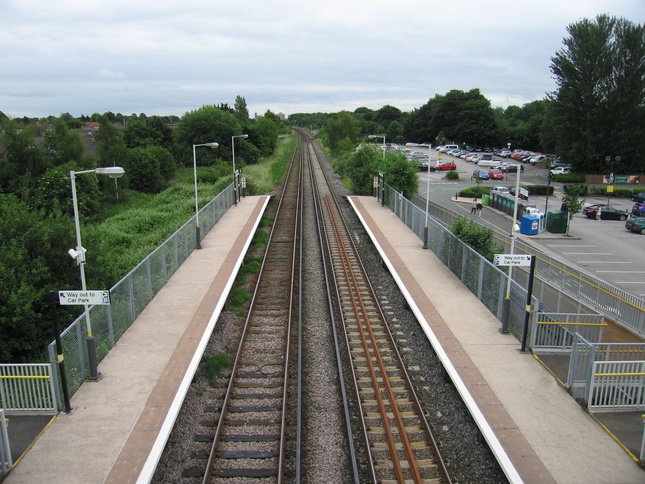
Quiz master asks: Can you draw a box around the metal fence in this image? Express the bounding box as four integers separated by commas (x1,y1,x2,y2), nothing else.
589,360,645,411
0,364,56,413
532,312,605,352
1,409,10,477
46,184,235,407
404,183,645,337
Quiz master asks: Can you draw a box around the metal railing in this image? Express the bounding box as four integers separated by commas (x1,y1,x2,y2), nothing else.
406,183,645,337
1,409,11,476
532,312,605,352
46,184,235,406
589,360,645,411
0,364,56,413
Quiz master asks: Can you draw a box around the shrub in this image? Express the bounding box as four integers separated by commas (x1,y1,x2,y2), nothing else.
563,184,589,195
204,353,231,385
445,170,459,180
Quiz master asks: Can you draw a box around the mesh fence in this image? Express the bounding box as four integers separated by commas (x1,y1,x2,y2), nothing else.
48,185,235,402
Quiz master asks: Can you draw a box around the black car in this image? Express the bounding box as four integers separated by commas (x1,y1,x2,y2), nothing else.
632,192,645,203
582,204,629,221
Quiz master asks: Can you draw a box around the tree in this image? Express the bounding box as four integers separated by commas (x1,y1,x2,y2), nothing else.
343,145,380,195
561,185,586,235
126,147,163,193
549,15,645,173
322,111,361,156
123,117,172,150
234,95,249,124
0,119,48,196
381,151,418,199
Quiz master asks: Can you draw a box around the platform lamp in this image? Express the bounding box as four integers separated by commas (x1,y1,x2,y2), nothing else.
192,142,219,248
232,134,248,205
69,166,125,381
500,164,522,334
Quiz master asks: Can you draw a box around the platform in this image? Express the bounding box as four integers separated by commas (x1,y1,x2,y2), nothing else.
4,193,644,484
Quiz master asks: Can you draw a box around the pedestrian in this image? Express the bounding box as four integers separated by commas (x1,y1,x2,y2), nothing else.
597,206,602,221
471,198,477,215
476,201,483,217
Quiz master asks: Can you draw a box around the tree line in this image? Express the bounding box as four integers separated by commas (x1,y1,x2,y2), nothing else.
291,15,644,176
0,98,289,362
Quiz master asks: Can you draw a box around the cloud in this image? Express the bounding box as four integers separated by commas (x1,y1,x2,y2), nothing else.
0,0,642,118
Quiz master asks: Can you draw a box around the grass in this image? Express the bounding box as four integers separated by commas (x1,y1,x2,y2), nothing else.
204,353,231,385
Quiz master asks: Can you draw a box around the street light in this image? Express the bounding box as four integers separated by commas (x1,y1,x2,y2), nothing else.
368,135,386,161
69,166,125,380
500,163,522,333
232,134,248,205
605,156,621,205
192,142,219,249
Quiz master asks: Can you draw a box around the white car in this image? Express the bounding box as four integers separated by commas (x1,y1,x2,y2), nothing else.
491,186,510,196
475,159,501,167
550,167,570,175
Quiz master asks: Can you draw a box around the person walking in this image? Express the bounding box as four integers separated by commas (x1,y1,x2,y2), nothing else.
471,198,478,215
476,200,483,217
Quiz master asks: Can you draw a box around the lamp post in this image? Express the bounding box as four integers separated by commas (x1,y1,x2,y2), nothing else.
192,142,219,249
368,135,386,161
605,156,621,205
232,134,248,205
423,144,432,249
69,166,125,380
500,163,521,333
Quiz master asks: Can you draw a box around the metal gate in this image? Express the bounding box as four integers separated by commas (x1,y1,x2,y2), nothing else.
0,364,57,412
1,409,11,477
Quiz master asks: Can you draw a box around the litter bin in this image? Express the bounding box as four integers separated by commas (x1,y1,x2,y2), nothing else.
482,194,490,206
546,210,568,234
520,215,540,235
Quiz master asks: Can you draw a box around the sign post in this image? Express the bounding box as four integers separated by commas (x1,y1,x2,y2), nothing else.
494,254,536,351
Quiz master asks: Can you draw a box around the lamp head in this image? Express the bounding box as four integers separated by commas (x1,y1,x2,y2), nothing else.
68,247,87,263
95,167,125,179
204,142,219,148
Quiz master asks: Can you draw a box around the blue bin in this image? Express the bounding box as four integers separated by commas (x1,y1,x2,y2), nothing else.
520,215,539,235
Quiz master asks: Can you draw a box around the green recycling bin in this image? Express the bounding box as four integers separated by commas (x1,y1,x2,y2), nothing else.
546,210,568,234
482,194,490,206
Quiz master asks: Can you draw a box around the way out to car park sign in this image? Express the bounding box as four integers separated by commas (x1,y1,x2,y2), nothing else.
58,290,111,306
494,254,532,266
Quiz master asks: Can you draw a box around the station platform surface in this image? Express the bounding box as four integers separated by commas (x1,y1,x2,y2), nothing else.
4,193,644,484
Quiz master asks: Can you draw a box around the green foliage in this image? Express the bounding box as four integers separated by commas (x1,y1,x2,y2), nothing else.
549,15,645,174
126,147,163,193
561,186,586,235
382,151,419,199
588,186,634,198
230,288,251,308
43,118,85,167
563,184,589,196
342,145,380,195
445,170,459,180
451,217,502,262
204,353,231,384
322,111,361,156
550,173,585,183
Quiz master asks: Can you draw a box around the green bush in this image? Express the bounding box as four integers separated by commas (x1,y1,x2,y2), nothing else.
445,170,459,180
230,287,251,308
563,184,589,195
204,353,231,384
551,173,585,183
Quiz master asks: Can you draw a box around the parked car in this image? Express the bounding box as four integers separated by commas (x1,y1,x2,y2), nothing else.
582,204,628,221
431,160,457,171
476,159,501,167
418,159,429,171
488,169,504,180
471,169,490,180
509,187,529,200
632,192,645,203
490,186,510,196
550,167,570,175
632,203,645,216
625,216,645,234
498,162,524,173
410,151,427,159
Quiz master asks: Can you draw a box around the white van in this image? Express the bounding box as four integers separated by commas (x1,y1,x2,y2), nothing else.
443,144,459,152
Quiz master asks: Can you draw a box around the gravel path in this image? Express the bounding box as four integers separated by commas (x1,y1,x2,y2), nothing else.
152,141,507,483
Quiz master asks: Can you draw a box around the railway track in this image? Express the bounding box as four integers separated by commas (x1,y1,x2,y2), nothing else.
182,129,452,483
306,132,452,483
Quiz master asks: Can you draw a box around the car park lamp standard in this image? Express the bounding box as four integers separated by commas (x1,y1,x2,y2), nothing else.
69,166,125,381
193,142,219,249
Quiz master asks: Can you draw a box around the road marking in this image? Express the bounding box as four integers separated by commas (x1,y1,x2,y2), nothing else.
576,261,631,264
565,252,614,255
596,270,645,273
546,245,596,248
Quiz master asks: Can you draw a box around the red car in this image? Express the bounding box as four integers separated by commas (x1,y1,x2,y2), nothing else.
431,161,457,171
488,169,504,180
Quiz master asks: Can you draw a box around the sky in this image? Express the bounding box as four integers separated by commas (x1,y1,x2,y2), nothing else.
1,0,643,120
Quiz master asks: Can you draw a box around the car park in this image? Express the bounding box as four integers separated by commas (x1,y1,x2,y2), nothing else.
509,187,529,200
431,160,457,171
625,216,645,234
471,169,489,180
632,192,645,203
488,169,504,180
632,203,645,216
582,204,629,221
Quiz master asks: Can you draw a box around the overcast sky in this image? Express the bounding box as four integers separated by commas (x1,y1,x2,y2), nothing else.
1,0,642,119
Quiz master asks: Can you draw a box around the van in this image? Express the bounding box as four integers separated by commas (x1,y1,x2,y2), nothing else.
443,144,459,152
